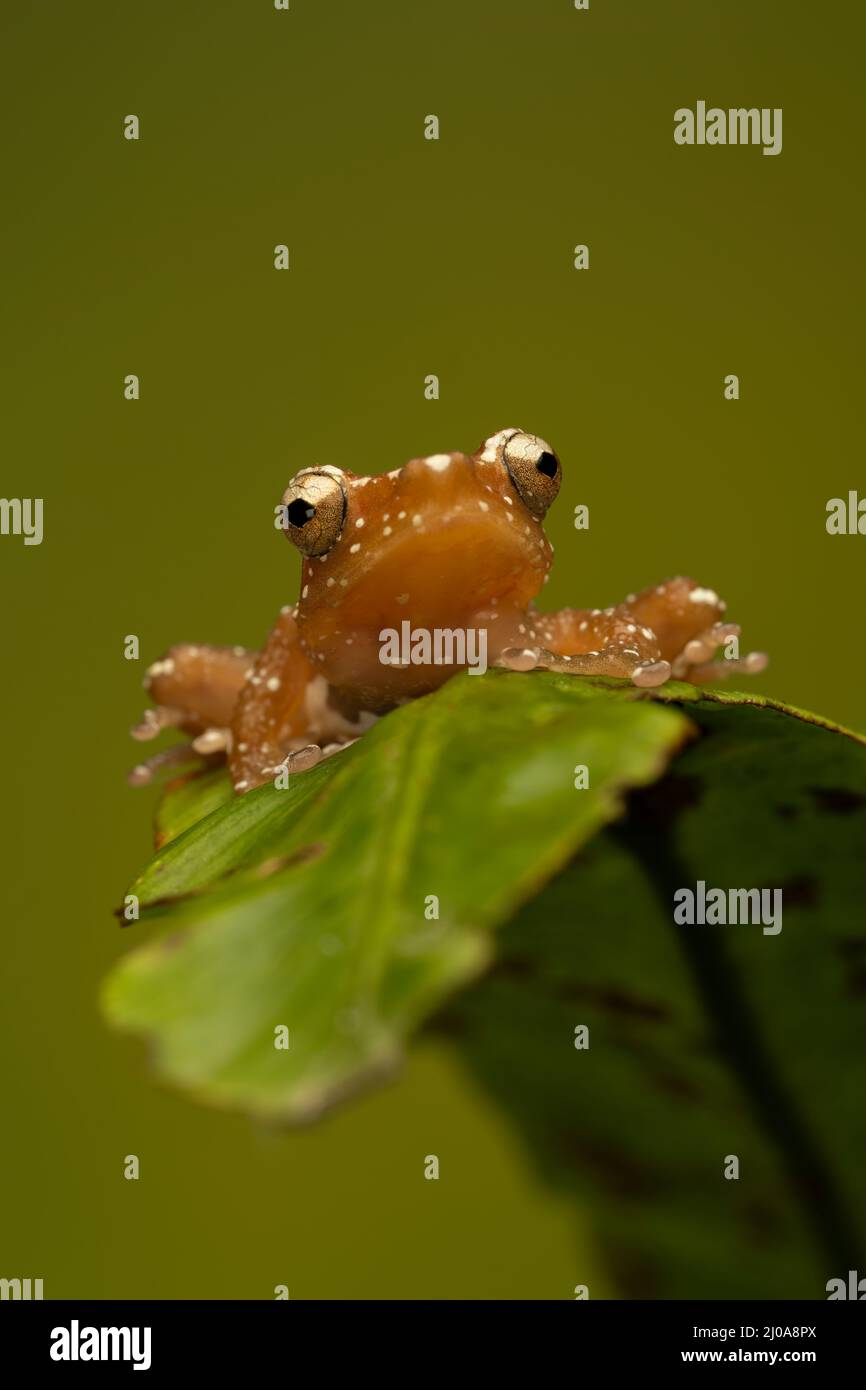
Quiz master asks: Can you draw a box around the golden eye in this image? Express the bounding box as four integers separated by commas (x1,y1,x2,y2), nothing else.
281,470,347,557
502,432,562,518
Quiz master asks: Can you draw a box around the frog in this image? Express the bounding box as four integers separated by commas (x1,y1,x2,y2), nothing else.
130,427,767,793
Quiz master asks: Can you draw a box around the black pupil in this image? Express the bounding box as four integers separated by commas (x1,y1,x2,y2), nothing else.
536,451,558,479
288,498,316,528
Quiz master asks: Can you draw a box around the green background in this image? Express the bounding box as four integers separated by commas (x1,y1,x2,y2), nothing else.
1,0,863,1298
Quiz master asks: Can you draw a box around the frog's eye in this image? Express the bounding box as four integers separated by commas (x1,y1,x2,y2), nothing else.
281,470,347,557
502,432,562,518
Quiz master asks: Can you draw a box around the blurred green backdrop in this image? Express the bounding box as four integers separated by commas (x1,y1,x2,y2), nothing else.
1,0,863,1297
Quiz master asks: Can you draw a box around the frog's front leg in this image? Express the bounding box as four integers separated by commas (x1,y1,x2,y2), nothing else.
228,607,318,792
498,606,672,687
499,577,766,688
228,606,374,792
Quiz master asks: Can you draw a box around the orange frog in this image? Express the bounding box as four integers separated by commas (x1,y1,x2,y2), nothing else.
131,428,767,793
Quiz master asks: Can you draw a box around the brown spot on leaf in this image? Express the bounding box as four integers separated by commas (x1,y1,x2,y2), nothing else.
631,773,703,830
605,1243,663,1299
495,956,537,981
649,1068,700,1101
559,1135,662,1199
835,936,866,960
808,786,865,815
254,843,325,878
740,1197,784,1248
834,939,866,997
780,875,819,909
555,982,670,1023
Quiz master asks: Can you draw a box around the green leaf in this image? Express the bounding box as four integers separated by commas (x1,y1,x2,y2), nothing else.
153,767,233,850
443,690,866,1297
103,671,691,1120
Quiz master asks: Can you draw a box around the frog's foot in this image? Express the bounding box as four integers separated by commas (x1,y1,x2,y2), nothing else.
191,727,232,755
498,644,672,688
669,621,769,685
238,736,360,793
249,743,323,788
128,642,257,787
611,578,767,687
143,643,255,732
130,705,187,741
